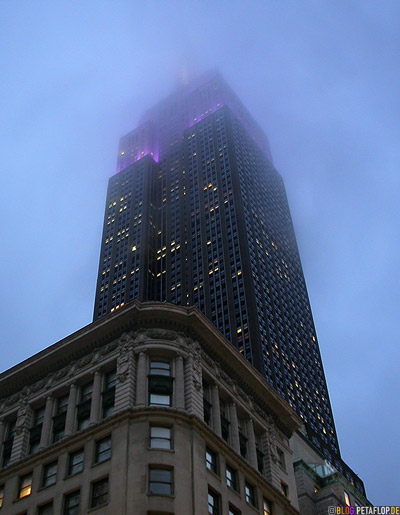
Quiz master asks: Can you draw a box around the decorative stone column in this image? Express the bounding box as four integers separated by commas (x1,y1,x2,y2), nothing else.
39,396,54,450
175,355,185,409
10,398,31,463
64,384,77,437
135,351,147,407
90,371,102,424
115,335,136,412
211,385,221,437
229,402,240,454
246,417,258,469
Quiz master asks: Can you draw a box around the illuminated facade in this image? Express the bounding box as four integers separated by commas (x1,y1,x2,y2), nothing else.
93,72,365,495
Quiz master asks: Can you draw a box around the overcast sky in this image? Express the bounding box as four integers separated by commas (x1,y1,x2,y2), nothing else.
1,1,399,505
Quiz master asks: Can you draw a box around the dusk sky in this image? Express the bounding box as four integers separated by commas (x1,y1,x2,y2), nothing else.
1,1,399,505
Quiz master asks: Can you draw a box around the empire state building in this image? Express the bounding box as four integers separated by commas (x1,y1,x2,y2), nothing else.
93,71,365,495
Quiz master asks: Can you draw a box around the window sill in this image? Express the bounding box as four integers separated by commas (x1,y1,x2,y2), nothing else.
64,470,83,480
147,493,175,499
87,502,109,513
91,457,111,469
147,447,175,453
206,468,221,482
37,482,57,492
227,485,241,498
245,501,259,513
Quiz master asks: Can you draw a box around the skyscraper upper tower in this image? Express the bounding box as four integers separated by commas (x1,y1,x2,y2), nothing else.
94,71,365,494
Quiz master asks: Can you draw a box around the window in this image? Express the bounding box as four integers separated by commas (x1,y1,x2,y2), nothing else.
91,477,108,508
245,482,256,506
149,467,173,495
220,414,230,441
0,486,3,508
263,498,272,515
18,474,32,499
239,432,247,458
344,491,351,507
30,406,45,454
148,360,173,406
229,506,240,515
95,436,111,463
207,489,220,514
2,420,15,466
53,394,68,442
38,502,53,515
42,461,57,487
64,490,80,515
77,382,93,430
205,448,218,474
102,370,116,418
225,464,238,491
150,426,171,449
280,482,288,498
276,447,286,471
68,449,84,476
256,447,264,474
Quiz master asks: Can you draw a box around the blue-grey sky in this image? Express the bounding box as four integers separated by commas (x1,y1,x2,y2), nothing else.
1,1,398,505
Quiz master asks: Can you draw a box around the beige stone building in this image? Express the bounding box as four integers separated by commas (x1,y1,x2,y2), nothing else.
0,301,304,514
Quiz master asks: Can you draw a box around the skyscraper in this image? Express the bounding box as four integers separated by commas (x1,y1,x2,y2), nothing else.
94,71,364,494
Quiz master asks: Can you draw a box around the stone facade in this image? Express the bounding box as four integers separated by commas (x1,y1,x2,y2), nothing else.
0,301,302,514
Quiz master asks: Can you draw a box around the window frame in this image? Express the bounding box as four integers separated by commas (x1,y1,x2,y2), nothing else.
90,477,109,508
150,426,172,450
263,497,272,515
148,467,173,496
63,489,80,515
18,473,32,499
94,436,111,464
205,447,218,474
67,448,84,476
207,488,220,514
41,460,58,488
245,481,256,507
225,464,238,492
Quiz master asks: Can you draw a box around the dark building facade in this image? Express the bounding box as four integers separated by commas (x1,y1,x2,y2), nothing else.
93,72,365,495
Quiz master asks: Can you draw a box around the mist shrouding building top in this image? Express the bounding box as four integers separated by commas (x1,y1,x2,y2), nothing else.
93,71,364,494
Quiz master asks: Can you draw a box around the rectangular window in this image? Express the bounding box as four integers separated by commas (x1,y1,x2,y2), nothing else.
149,467,173,495
263,498,272,515
150,426,171,449
18,473,32,499
38,501,53,515
276,447,286,471
77,382,93,430
53,394,68,443
42,461,57,487
91,477,109,508
31,405,45,452
281,482,288,498
205,448,218,474
344,491,351,507
2,420,16,466
148,360,173,407
95,436,111,464
68,449,84,475
207,489,220,514
229,506,240,515
64,490,80,515
245,482,256,506
102,370,116,418
0,486,3,508
225,464,238,491
239,432,247,459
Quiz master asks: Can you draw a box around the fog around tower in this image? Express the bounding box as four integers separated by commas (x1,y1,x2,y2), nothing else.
0,1,399,505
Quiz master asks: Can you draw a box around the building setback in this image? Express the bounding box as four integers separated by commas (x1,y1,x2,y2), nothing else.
93,71,365,495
